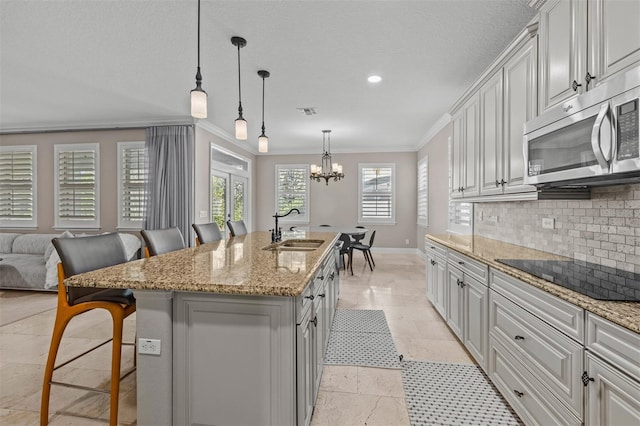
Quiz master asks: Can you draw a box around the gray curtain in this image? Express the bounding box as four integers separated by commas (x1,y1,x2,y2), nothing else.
144,125,194,246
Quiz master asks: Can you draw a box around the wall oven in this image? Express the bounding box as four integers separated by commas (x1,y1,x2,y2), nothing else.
524,67,640,188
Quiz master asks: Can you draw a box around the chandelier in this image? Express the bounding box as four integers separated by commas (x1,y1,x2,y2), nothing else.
310,130,344,185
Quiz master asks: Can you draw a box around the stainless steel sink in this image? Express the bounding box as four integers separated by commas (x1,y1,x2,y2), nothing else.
262,239,324,251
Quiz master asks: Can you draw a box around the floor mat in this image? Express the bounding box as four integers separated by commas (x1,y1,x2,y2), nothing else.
401,360,521,425
324,309,402,369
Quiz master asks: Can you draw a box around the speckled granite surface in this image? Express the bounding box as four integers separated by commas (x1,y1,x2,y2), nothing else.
64,231,339,297
426,234,640,334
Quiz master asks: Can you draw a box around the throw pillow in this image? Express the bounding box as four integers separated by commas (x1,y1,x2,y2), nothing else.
44,230,74,289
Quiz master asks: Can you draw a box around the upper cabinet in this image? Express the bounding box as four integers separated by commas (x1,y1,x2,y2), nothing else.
451,94,480,199
538,0,640,113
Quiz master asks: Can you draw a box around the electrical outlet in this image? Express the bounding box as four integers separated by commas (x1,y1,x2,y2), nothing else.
405,239,410,245
542,218,555,229
199,210,208,218
138,338,161,355
487,215,499,223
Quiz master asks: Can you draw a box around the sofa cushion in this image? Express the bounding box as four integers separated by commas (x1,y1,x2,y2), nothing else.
12,234,59,255
0,254,47,289
0,233,20,254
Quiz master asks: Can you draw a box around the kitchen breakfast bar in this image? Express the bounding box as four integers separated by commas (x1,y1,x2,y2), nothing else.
64,231,341,426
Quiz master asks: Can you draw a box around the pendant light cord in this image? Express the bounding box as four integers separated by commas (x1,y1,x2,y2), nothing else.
197,0,200,68
237,45,243,111
261,76,265,133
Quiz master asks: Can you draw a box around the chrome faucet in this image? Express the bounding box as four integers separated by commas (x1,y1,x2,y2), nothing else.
271,208,300,242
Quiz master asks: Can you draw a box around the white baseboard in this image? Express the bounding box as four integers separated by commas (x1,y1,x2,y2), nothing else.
369,247,422,255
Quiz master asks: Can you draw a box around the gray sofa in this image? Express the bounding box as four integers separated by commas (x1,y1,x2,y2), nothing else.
0,232,141,291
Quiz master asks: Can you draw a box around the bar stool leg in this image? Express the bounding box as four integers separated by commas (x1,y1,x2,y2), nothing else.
41,312,72,425
108,309,125,426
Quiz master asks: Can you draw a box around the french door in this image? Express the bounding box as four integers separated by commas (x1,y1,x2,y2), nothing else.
210,145,251,237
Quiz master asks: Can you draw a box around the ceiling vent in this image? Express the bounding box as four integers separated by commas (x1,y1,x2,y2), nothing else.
297,107,317,116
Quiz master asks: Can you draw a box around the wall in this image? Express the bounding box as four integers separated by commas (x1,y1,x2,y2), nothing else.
255,151,417,249
475,184,640,273
416,122,452,253
0,129,145,233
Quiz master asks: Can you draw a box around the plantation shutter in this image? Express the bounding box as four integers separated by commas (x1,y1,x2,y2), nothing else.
361,166,393,219
417,157,428,226
275,165,309,223
0,149,34,220
121,145,147,222
58,149,97,220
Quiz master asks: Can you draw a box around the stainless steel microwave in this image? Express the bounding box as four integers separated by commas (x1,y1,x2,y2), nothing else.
524,67,640,188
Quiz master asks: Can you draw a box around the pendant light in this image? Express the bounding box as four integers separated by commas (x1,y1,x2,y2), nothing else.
190,0,207,119
231,36,247,140
258,70,270,153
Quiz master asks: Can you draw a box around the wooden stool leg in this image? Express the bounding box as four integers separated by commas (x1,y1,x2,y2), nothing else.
108,309,125,426
41,312,72,425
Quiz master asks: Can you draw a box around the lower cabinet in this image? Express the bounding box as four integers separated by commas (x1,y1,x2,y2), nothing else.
585,352,640,425
446,262,489,371
425,247,447,318
296,252,338,426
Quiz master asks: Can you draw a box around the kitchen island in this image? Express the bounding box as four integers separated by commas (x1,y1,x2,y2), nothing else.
64,231,340,426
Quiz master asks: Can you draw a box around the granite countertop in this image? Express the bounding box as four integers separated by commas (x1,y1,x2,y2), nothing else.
64,231,339,297
426,234,640,334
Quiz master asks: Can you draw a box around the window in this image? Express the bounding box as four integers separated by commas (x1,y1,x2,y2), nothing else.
417,156,428,227
448,201,473,235
54,143,100,229
117,142,147,229
0,145,37,228
359,163,395,224
275,164,309,224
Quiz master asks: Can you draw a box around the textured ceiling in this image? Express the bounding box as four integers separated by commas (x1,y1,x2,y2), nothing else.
0,0,537,154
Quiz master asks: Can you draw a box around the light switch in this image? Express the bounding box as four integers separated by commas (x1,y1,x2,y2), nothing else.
199,210,208,218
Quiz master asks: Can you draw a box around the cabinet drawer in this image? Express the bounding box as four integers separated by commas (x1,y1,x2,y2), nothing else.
425,239,447,258
490,269,584,342
488,336,581,426
448,250,488,283
296,282,314,323
587,313,640,382
490,290,583,417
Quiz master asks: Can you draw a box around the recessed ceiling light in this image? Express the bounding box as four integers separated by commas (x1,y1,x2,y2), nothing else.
367,75,382,83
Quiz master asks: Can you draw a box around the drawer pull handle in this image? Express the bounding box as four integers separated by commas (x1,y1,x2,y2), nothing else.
458,261,464,265
318,293,326,298
312,316,318,327
430,246,436,249
513,389,524,398
514,335,525,341
460,281,466,288
318,275,325,280
430,259,436,266
329,272,335,280
304,295,315,300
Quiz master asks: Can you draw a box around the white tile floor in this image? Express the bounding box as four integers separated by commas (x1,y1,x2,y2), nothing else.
0,252,474,425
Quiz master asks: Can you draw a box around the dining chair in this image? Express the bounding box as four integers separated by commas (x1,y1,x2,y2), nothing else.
351,230,376,271
338,233,353,275
227,220,248,237
192,222,223,245
141,227,186,257
41,233,136,426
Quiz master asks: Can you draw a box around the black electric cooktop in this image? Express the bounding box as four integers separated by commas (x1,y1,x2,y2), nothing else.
496,259,640,302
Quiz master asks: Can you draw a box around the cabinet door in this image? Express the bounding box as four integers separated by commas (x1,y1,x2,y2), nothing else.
434,257,447,319
451,111,464,198
586,352,640,426
464,275,488,371
426,254,436,303
503,37,538,194
297,311,314,426
479,70,505,196
446,265,464,339
588,0,640,87
462,94,480,197
539,0,587,112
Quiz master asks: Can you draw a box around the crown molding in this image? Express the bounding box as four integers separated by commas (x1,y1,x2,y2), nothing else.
0,117,193,135
415,113,451,150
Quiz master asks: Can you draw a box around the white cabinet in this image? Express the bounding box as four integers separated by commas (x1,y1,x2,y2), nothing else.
538,0,640,112
585,352,640,426
502,36,539,194
479,69,505,196
296,307,314,426
451,93,480,198
425,241,447,318
446,253,489,371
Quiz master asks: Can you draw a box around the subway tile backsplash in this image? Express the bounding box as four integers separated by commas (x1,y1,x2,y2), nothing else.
474,184,640,273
